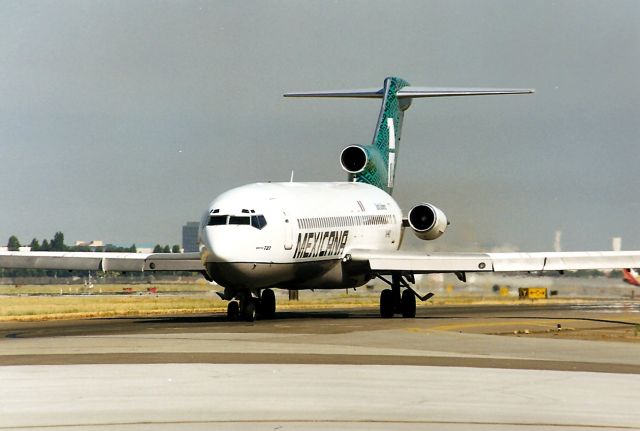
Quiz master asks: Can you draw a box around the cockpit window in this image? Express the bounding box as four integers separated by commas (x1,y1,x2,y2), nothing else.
229,216,251,225
208,215,228,225
251,215,267,230
208,214,267,229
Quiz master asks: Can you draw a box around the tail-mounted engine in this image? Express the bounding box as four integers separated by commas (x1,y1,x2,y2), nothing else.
339,144,389,189
407,203,448,240
340,145,369,173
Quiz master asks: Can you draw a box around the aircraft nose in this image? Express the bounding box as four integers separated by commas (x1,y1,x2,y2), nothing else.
202,226,234,262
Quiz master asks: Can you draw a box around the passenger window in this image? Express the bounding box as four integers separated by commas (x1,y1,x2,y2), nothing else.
208,215,228,226
251,215,267,230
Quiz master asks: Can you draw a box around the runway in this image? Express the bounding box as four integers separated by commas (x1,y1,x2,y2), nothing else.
1,303,640,430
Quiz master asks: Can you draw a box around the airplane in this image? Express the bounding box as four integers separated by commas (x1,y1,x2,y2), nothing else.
2,76,640,322
622,268,640,286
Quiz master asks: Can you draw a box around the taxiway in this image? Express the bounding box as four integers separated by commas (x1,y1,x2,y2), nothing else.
1,304,639,430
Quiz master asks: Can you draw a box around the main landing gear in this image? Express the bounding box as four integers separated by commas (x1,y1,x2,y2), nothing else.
226,288,276,322
378,274,433,318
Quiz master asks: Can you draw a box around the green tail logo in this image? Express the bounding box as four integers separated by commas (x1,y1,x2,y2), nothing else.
353,77,410,194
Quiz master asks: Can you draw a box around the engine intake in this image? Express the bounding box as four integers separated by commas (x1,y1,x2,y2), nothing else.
407,203,448,240
340,145,368,174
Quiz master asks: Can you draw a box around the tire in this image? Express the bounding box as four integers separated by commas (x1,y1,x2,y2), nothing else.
380,289,394,318
227,301,239,321
401,289,416,318
242,301,256,322
260,289,276,319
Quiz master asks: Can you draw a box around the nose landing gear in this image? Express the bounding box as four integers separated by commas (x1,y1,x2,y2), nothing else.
259,288,276,319
227,301,240,321
241,299,256,322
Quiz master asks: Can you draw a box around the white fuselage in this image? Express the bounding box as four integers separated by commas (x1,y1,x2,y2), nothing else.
199,182,403,291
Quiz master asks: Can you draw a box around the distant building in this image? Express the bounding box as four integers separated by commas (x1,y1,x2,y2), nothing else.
612,237,622,252
18,246,31,252
182,222,200,253
74,240,104,248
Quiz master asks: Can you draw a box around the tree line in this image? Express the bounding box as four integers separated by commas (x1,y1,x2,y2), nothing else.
5,232,180,254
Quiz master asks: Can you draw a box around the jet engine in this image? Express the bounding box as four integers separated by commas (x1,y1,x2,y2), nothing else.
340,145,369,173
407,203,448,240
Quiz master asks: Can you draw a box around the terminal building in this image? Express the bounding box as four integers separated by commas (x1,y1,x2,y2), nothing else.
182,222,200,253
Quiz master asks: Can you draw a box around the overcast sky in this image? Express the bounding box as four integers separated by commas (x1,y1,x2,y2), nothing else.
1,0,639,251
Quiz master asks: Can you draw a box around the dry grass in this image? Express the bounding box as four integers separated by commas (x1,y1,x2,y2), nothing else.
0,295,228,321
0,283,591,322
0,283,208,295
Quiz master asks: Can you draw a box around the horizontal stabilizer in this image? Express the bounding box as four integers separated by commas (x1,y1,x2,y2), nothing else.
284,88,383,98
284,87,533,99
396,87,534,98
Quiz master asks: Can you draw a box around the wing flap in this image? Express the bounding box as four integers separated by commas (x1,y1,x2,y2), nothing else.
142,253,204,271
489,251,640,272
348,249,640,274
0,252,203,272
0,252,105,271
348,250,492,273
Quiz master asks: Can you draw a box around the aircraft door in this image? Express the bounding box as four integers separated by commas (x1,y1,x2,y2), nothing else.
282,210,293,250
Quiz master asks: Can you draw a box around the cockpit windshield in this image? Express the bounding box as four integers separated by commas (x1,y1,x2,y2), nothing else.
229,216,250,225
208,215,227,226
208,214,267,230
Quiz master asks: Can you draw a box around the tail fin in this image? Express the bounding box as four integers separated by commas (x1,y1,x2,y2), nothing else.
285,77,533,194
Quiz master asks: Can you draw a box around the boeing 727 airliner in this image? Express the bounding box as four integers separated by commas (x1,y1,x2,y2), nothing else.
2,76,640,321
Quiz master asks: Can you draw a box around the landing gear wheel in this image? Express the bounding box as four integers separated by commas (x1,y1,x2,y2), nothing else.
260,289,276,319
401,289,416,318
227,301,239,321
242,301,256,322
380,289,394,318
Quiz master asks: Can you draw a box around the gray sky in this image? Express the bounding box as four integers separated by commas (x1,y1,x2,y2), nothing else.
1,0,638,251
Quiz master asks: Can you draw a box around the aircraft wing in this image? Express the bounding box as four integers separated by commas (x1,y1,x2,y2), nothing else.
346,249,640,274
0,251,203,272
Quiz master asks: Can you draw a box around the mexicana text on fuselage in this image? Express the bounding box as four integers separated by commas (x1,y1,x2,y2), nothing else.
293,230,349,259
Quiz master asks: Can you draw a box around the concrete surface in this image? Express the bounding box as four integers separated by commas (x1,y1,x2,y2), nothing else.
2,364,640,430
1,304,639,430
